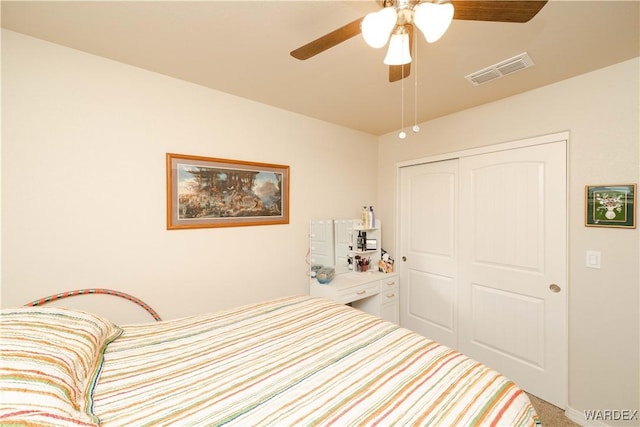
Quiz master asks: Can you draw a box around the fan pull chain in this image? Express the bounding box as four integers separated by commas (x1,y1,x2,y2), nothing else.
413,36,420,133
399,67,406,139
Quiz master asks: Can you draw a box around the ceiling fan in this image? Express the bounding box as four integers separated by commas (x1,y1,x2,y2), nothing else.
290,0,548,82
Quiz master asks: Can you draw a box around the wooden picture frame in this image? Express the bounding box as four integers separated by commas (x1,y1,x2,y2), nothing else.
166,153,289,229
585,184,636,228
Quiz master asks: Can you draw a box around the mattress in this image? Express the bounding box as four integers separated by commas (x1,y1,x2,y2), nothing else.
91,295,538,426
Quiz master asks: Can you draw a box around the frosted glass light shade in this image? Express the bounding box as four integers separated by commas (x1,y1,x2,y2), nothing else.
414,1,454,43
384,32,411,65
361,7,397,48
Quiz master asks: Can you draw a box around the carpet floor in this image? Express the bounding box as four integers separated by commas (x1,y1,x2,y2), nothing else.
527,393,582,427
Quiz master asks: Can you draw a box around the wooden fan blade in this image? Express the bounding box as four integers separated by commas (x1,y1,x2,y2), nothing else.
290,17,364,60
453,0,548,23
389,25,413,83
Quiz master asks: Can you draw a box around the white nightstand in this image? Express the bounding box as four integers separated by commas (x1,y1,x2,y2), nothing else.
310,272,399,324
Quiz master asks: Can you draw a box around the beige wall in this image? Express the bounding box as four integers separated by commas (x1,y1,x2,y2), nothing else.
377,58,639,425
0,30,378,321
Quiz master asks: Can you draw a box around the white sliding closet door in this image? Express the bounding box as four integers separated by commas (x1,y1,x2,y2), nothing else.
399,159,459,349
398,137,567,408
458,141,566,407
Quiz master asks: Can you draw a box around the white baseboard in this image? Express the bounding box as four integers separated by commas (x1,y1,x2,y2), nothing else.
565,406,608,427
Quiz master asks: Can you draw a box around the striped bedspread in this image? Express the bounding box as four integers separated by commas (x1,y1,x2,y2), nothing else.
93,295,538,426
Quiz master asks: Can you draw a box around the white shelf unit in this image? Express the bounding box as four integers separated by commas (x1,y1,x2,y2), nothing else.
347,218,381,273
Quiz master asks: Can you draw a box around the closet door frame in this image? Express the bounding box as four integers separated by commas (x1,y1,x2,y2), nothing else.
395,131,569,408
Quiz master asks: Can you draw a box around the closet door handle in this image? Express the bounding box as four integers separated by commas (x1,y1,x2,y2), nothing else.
549,284,561,293
402,256,407,262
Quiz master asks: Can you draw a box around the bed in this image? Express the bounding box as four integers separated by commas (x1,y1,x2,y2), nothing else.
1,294,539,426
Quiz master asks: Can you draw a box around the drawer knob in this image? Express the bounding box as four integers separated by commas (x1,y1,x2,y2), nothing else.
386,293,396,298
386,281,396,286
357,290,366,295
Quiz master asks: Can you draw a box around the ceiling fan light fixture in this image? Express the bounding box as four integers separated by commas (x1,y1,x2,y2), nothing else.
361,6,397,48
414,1,454,43
384,30,411,65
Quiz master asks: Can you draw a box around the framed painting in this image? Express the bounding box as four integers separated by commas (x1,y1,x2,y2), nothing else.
166,153,289,229
585,184,636,228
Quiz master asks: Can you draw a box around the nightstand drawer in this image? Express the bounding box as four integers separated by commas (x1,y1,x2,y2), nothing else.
380,275,399,292
379,288,399,303
339,282,380,304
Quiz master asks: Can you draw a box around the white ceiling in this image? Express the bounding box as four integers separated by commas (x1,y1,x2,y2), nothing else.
2,0,638,135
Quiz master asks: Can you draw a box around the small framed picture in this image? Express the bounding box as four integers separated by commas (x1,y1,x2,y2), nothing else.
585,184,636,228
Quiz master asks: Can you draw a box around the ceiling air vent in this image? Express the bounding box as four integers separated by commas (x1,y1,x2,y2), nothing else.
465,52,534,86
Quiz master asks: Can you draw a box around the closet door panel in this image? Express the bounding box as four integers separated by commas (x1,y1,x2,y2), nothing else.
458,141,567,407
407,270,455,332
399,159,459,348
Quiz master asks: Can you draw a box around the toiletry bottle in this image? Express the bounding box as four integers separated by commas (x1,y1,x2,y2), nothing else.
361,206,369,228
369,206,375,228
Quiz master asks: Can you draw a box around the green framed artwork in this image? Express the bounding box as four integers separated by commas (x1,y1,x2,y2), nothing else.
585,184,636,228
